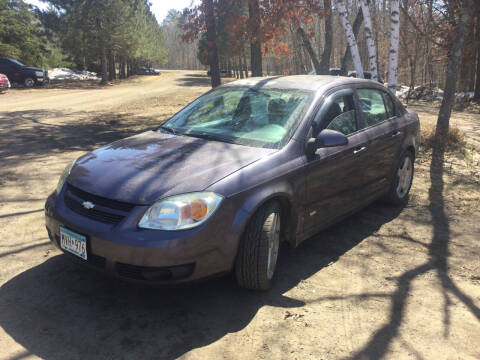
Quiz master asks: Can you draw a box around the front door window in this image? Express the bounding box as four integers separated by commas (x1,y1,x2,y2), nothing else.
314,92,358,136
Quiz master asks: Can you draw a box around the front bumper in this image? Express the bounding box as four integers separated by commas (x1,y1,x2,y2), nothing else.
44,188,248,284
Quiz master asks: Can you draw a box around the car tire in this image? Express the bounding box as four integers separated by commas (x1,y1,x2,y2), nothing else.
24,77,35,88
385,150,414,205
235,201,281,290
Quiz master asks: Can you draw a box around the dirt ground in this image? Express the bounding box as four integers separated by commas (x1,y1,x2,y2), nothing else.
0,71,479,360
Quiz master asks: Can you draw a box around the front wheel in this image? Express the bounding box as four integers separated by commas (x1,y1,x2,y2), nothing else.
235,201,281,290
385,150,414,205
24,77,35,88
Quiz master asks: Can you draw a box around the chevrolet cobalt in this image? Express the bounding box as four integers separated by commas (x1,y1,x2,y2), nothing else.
45,76,419,290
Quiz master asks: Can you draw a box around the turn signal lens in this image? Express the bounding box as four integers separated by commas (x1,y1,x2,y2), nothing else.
190,199,208,220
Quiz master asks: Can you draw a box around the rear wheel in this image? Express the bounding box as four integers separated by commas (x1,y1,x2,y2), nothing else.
235,201,281,290
385,150,414,205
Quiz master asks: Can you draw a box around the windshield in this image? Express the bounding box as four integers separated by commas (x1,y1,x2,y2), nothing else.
9,59,25,67
162,86,313,149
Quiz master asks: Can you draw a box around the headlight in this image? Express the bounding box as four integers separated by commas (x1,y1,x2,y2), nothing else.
56,160,75,194
138,192,223,230
35,71,44,77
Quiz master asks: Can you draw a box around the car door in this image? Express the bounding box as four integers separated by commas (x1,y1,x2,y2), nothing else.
303,88,371,234
355,87,404,199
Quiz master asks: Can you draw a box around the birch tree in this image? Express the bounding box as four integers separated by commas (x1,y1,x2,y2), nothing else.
388,0,400,93
360,0,379,81
334,0,364,78
340,7,363,75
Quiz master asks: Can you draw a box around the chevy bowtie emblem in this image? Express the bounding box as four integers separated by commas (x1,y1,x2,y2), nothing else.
82,201,95,210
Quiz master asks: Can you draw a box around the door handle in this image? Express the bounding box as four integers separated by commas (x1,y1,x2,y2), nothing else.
392,130,402,137
353,146,366,155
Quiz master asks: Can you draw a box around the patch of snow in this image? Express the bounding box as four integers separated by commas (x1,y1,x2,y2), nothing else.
49,68,98,80
396,85,475,101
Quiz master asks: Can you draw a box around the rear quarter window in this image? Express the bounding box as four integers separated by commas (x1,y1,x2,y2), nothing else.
382,92,396,118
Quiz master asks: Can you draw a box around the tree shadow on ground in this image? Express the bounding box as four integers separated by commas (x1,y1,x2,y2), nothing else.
175,74,212,87
0,109,158,163
0,203,402,360
347,146,480,360
183,73,208,78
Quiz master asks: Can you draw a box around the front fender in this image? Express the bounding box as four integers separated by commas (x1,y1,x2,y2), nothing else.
226,179,302,249
208,140,307,249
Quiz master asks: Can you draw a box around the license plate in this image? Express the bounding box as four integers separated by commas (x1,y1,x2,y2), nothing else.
60,227,87,260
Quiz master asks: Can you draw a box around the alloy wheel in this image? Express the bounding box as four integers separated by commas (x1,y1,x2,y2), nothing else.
266,212,280,280
396,156,413,198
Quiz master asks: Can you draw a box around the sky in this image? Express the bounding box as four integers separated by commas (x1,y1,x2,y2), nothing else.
24,0,199,23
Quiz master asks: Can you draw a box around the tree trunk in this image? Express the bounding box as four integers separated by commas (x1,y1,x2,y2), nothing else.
435,0,474,151
297,27,321,74
234,58,239,78
336,0,364,78
474,14,480,101
205,0,220,88
120,57,126,79
238,56,244,78
249,0,262,77
108,50,116,81
242,50,249,78
340,7,363,76
319,0,333,75
100,37,107,84
360,0,379,81
388,0,400,94
97,18,108,85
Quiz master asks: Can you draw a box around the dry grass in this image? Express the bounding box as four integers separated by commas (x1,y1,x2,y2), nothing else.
420,123,468,153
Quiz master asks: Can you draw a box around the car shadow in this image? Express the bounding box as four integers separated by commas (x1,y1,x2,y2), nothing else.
0,203,402,360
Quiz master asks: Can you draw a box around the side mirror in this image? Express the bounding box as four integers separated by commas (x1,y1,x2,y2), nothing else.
306,129,348,155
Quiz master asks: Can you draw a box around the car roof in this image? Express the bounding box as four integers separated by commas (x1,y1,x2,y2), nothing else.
223,75,376,92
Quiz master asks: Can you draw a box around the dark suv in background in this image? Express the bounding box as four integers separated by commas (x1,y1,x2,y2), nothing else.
0,58,48,87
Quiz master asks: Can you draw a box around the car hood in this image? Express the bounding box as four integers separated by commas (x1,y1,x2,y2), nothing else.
23,66,43,72
67,130,276,204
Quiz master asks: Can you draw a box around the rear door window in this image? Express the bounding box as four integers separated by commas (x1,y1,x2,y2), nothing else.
357,88,389,127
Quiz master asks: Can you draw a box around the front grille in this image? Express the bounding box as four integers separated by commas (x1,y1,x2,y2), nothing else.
64,183,135,224
67,184,135,212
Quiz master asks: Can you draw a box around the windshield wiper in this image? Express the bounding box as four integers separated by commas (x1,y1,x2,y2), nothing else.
160,125,178,135
183,131,234,144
